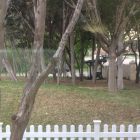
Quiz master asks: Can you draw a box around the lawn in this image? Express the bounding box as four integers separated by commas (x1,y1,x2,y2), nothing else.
0,78,140,132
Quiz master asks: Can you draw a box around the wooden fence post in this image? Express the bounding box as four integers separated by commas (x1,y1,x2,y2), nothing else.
0,122,3,140
93,120,101,140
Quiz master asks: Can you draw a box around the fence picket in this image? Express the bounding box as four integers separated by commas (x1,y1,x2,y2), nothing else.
46,125,51,140
93,120,101,140
78,125,83,140
111,125,116,140
128,125,133,140
136,125,140,140
54,125,59,140
0,120,140,140
0,123,3,140
120,125,125,140
86,125,91,140
103,124,108,140
30,125,35,140
6,125,10,140
62,125,67,140
23,129,27,140
70,125,75,140
38,125,43,140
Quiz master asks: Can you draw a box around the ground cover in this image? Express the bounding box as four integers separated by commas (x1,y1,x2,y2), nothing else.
0,77,140,132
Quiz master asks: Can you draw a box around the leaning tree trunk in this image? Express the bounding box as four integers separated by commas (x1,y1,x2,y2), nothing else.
2,43,18,82
117,32,124,89
70,31,76,85
10,0,84,139
57,0,67,85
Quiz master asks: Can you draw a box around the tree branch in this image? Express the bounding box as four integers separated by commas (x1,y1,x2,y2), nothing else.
11,3,35,34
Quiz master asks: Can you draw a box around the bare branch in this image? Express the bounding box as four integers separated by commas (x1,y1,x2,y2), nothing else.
11,3,35,34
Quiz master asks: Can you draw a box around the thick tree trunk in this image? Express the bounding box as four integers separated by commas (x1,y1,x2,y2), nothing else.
70,31,76,85
10,0,84,139
92,44,100,84
117,32,124,89
108,47,117,92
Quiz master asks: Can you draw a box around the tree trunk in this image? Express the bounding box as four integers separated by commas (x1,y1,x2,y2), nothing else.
70,31,76,85
108,47,117,92
57,0,66,85
92,44,100,84
40,47,49,84
0,0,8,114
80,33,84,81
92,36,95,83
117,32,124,89
10,0,84,139
2,52,18,82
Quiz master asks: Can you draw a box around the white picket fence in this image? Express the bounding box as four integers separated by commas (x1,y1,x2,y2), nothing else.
0,120,140,140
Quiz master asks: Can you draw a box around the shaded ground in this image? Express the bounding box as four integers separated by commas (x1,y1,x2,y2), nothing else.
1,76,139,90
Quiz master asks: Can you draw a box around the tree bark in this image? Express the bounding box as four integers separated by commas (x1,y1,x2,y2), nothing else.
80,33,84,81
2,42,18,82
117,32,124,89
57,0,67,85
92,36,96,83
108,43,117,92
92,44,100,84
40,47,49,84
10,0,84,139
70,31,76,85
0,0,8,113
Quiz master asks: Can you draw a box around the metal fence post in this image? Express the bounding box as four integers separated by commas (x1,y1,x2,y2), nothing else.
93,120,101,140
0,123,3,140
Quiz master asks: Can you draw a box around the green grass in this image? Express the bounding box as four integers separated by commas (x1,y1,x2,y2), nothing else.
0,81,140,133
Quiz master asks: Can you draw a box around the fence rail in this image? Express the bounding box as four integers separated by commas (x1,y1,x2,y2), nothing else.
0,120,140,140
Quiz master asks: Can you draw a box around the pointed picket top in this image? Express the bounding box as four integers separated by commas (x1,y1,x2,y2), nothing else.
120,125,125,132
38,125,42,132
104,124,108,132
30,125,34,132
112,125,116,132
70,125,75,132
62,125,67,132
46,125,51,132
137,125,140,132
54,125,59,132
128,125,133,132
78,125,83,132
0,123,3,126
86,125,91,132
6,125,10,132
